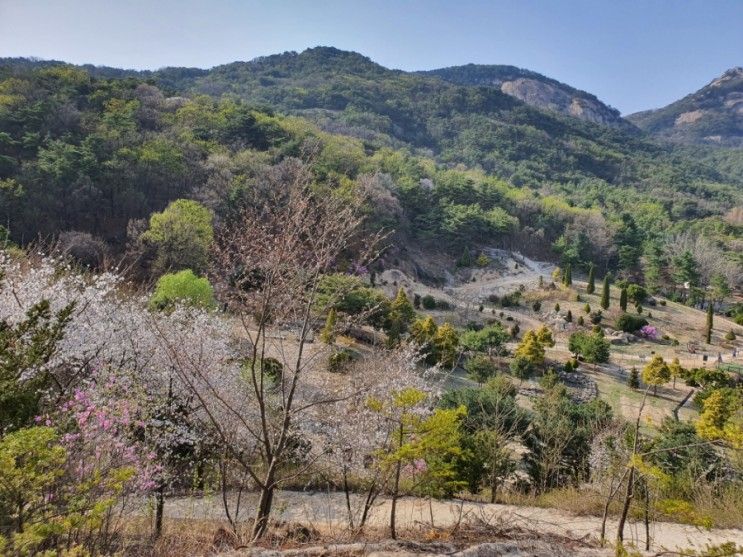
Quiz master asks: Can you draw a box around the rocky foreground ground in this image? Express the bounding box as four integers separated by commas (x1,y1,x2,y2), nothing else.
157,491,743,556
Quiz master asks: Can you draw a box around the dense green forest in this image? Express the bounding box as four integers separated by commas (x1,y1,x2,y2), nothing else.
1,48,742,285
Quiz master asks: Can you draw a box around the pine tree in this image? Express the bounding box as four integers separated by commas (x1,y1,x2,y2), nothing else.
514,330,546,367
586,264,595,294
642,242,666,294
565,310,573,323
459,246,472,267
600,276,610,310
669,357,684,389
673,250,700,288
696,389,743,445
705,303,714,344
642,355,671,395
536,325,556,347
564,264,572,286
433,323,459,368
627,367,640,389
619,287,628,312
391,288,415,325
386,288,416,347
320,308,337,344
584,303,591,314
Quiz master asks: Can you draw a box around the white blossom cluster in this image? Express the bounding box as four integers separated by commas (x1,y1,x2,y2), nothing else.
0,252,240,457
1,251,448,492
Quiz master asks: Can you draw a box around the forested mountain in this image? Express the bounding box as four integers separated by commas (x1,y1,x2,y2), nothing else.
629,67,743,147
421,63,628,128
0,48,742,283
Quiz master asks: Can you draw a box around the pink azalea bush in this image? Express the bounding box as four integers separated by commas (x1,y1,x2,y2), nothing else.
639,325,658,339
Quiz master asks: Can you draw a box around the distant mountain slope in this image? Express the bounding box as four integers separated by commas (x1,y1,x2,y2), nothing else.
628,67,743,147
1,48,742,274
3,48,743,193
421,64,629,128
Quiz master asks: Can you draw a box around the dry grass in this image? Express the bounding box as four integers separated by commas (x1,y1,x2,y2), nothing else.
113,517,222,556
117,514,609,556
498,484,743,530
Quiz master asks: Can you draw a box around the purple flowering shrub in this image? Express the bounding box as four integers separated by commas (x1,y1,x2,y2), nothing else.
639,325,658,339
22,369,161,550
54,379,160,493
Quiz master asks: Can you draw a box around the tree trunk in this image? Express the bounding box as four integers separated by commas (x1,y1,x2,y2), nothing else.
251,473,275,541
600,497,609,545
359,479,379,532
644,487,651,551
490,473,499,504
390,423,404,540
17,499,23,534
600,468,629,547
617,389,649,551
672,389,695,422
616,466,635,547
390,460,402,539
154,483,165,538
343,467,354,531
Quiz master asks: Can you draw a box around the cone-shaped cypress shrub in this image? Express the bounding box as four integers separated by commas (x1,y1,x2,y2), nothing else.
706,304,713,344
587,264,595,294
619,287,628,312
600,276,610,310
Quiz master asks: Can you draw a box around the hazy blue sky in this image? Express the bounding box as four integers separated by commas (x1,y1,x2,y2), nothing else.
2,0,742,114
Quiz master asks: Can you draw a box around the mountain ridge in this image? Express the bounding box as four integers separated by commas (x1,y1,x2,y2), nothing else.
420,63,630,129
0,48,629,129
628,66,743,146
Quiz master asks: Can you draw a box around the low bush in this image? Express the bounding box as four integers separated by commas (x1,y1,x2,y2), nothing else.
328,348,358,373
616,313,648,333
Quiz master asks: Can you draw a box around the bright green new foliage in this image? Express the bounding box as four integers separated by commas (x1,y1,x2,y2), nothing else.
568,331,610,363
0,426,66,546
320,308,337,344
149,269,215,311
642,355,671,393
367,388,466,537
141,199,214,274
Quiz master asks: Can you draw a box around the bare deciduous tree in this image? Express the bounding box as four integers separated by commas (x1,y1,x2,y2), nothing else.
162,158,382,541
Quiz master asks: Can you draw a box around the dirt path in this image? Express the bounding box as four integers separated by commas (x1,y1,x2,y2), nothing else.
160,491,743,554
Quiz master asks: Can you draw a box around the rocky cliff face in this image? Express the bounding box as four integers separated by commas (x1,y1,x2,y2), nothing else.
500,77,623,126
422,64,629,128
628,67,743,146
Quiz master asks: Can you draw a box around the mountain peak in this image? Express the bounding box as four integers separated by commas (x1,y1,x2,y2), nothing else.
709,66,743,87
628,65,743,146
237,46,388,77
420,64,628,128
